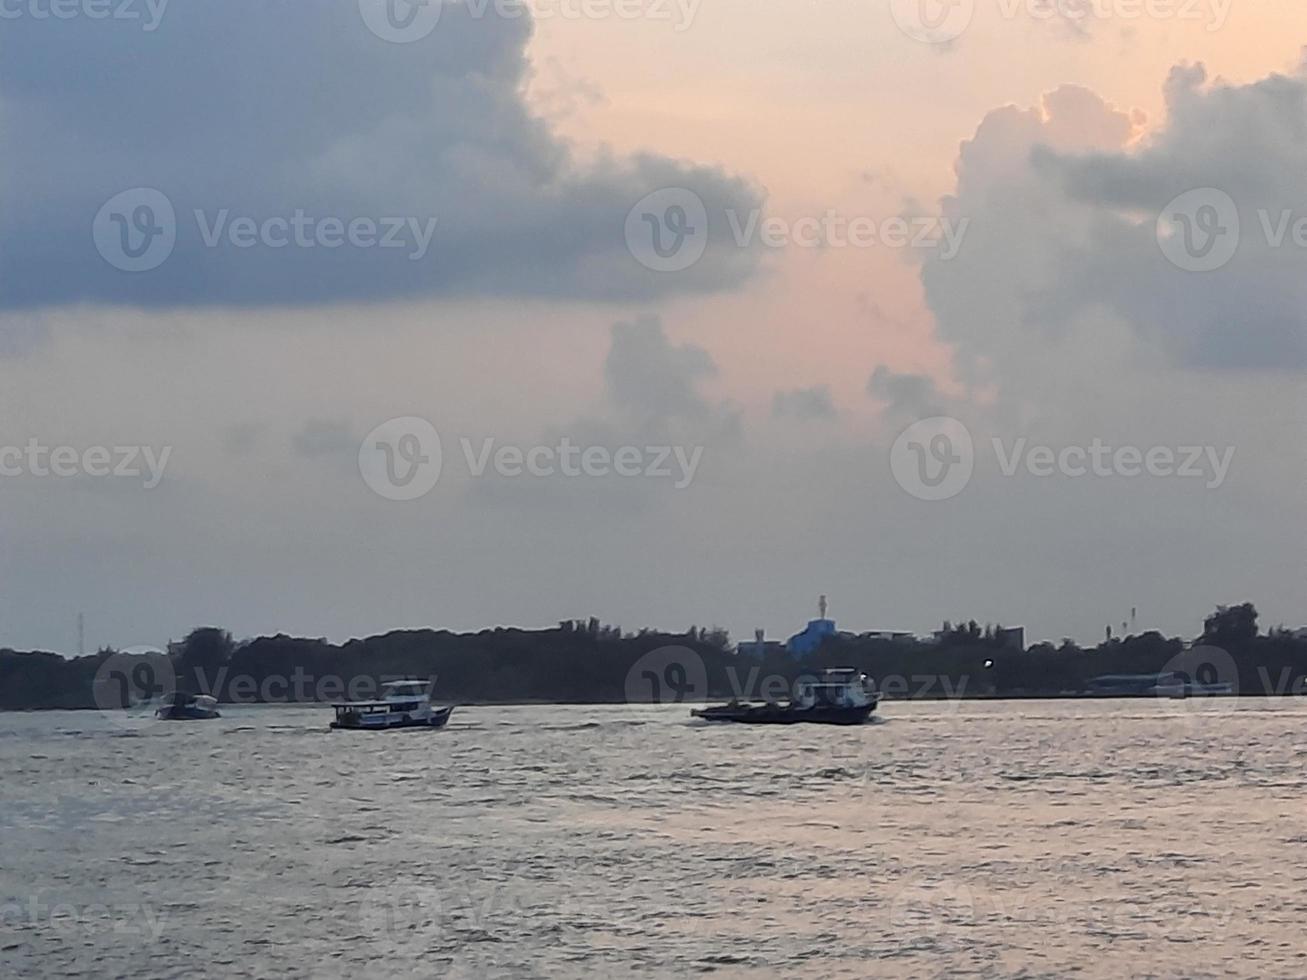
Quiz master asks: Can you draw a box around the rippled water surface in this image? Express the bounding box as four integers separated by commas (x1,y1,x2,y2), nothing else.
4,699,1307,978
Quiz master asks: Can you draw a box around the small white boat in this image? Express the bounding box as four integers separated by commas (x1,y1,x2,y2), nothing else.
330,680,455,731
156,693,221,720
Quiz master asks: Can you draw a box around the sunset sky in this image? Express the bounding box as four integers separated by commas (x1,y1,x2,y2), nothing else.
1,0,1303,652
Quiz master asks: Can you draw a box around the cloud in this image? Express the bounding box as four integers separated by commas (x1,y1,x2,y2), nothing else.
867,366,943,421
772,385,836,421
462,315,739,512
291,419,356,459
602,315,740,441
221,423,264,457
0,1,762,310
922,68,1307,385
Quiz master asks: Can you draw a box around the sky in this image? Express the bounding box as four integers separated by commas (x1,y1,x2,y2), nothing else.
1,0,1304,654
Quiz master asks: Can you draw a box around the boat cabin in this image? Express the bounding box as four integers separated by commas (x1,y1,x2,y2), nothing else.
794,668,878,709
381,680,429,700
166,692,218,710
332,679,432,723
332,701,396,723
330,678,453,730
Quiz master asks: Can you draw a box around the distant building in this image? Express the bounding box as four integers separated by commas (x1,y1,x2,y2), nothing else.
787,595,838,656
783,596,914,656
738,628,787,659
788,617,839,656
747,596,925,659
858,630,915,642
1087,673,1176,696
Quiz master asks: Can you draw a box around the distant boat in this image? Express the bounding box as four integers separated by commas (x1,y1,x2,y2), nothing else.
692,668,880,725
1087,673,1234,698
155,693,221,720
330,680,455,731
1151,679,1234,698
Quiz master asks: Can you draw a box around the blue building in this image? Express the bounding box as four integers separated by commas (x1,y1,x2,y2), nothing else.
740,596,916,659
787,595,838,656
787,619,838,655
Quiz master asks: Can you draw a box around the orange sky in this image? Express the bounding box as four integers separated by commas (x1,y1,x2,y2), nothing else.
522,3,1307,416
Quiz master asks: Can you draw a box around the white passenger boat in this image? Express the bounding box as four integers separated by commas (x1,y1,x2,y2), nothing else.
330,680,455,731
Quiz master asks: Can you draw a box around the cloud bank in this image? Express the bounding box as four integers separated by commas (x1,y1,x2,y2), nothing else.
0,0,761,309
922,66,1307,389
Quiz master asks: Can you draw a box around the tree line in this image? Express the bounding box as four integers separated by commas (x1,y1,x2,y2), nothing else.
1,602,1303,709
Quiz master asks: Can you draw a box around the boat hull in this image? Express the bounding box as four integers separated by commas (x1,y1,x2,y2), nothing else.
330,705,455,731
155,707,221,720
691,702,877,726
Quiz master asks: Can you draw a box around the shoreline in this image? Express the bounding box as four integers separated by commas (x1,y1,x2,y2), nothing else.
2,690,1295,713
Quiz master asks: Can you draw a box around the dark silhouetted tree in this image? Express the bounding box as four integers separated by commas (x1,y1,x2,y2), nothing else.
1202,603,1258,647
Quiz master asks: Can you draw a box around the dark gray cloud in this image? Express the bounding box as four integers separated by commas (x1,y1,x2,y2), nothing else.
772,385,836,421
603,315,739,437
867,366,942,420
0,1,761,310
461,315,739,514
922,69,1307,378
